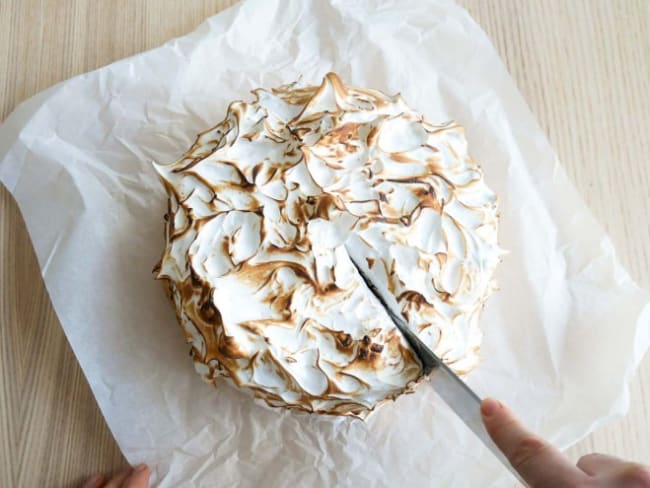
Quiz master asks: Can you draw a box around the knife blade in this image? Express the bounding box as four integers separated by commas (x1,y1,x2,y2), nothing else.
343,238,527,487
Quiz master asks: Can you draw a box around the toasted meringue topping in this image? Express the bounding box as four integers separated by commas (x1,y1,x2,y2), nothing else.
155,73,500,417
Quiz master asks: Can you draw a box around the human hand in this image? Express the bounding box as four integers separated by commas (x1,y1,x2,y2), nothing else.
83,464,150,488
481,398,650,488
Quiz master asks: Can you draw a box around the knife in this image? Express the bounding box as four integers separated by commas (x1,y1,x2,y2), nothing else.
344,238,527,487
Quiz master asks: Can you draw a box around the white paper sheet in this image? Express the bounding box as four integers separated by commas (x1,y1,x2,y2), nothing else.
1,0,649,486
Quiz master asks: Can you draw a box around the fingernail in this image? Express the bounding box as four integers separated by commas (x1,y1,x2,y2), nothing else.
481,398,502,416
84,474,104,488
134,463,149,473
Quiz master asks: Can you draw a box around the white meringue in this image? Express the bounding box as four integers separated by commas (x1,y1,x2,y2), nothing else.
154,73,501,417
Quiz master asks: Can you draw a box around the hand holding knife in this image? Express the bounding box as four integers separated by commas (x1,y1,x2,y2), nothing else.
344,237,528,487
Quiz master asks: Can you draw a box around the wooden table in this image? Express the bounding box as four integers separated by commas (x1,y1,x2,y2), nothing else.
1,1,648,486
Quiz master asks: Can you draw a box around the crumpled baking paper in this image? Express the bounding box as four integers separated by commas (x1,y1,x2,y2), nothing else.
1,0,649,486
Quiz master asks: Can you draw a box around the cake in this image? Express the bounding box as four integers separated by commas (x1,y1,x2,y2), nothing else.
154,73,500,417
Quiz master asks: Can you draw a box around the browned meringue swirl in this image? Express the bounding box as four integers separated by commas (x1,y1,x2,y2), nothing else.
154,73,501,417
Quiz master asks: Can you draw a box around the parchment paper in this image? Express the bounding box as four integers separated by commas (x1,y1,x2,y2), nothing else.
1,0,649,486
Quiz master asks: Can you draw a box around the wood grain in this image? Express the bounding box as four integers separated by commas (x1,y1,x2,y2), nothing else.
1,1,648,486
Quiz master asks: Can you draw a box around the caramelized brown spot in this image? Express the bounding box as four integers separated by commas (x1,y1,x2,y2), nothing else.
190,267,203,287
325,72,348,99
313,193,342,219
238,261,314,290
367,126,380,146
335,332,353,349
398,290,428,310
239,322,262,335
370,343,384,353
362,335,371,345
218,334,247,359
199,300,220,323
392,152,415,163
220,238,230,259
327,123,358,145
290,197,311,224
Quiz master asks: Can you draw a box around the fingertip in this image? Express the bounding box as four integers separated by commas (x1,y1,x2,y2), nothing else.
104,466,133,488
618,463,650,487
83,473,105,488
479,402,588,486
480,398,503,417
123,464,150,488
577,452,623,475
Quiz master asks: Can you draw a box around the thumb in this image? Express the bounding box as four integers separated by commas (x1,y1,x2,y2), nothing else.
480,399,586,488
